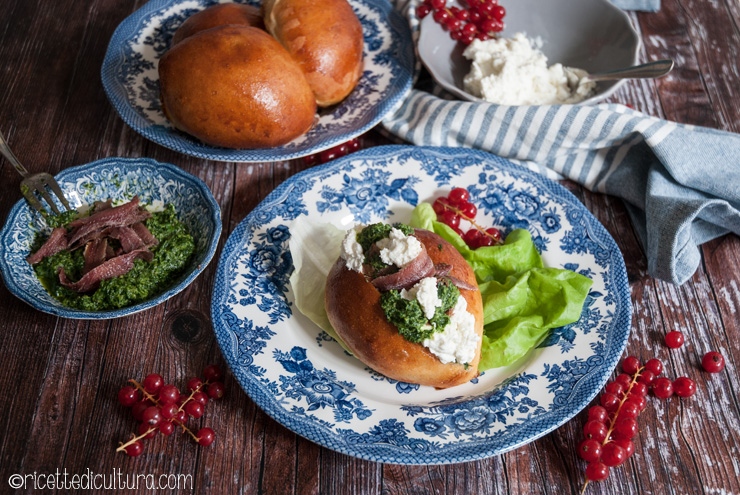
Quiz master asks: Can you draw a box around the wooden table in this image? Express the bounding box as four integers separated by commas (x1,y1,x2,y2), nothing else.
1,0,738,493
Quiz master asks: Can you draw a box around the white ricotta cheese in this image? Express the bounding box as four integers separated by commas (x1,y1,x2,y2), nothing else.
401,277,442,320
340,227,365,273
376,227,423,268
422,295,478,365
462,32,596,105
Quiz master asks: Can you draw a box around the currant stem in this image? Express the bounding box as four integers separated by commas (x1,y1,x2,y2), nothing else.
176,380,208,414
128,378,159,405
116,427,156,453
441,203,502,243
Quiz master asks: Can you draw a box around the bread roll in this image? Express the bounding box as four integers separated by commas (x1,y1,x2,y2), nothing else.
262,0,364,107
158,25,317,149
172,3,265,45
325,228,484,389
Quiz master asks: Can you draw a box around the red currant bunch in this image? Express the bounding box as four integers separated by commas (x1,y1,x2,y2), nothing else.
577,357,655,487
432,188,502,249
302,137,363,167
417,0,506,45
116,364,226,456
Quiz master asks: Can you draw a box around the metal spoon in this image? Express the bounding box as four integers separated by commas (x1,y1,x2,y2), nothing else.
565,59,674,95
583,59,675,82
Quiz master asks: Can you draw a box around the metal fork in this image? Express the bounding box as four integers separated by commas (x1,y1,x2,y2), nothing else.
0,129,71,215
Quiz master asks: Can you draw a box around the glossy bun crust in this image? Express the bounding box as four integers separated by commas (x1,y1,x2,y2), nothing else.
171,3,265,45
263,0,364,107
325,229,484,389
158,25,316,149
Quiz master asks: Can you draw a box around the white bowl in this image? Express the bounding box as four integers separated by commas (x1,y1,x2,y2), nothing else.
418,0,641,104
0,157,221,319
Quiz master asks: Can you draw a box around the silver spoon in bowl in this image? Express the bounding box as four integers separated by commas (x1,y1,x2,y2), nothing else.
566,59,675,93
580,59,674,82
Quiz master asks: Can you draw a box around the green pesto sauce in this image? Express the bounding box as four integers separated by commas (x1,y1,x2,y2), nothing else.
44,209,80,229
380,279,460,343
34,204,195,311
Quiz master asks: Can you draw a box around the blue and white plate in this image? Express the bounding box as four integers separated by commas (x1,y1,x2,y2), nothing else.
0,157,221,319
211,145,631,464
101,0,415,163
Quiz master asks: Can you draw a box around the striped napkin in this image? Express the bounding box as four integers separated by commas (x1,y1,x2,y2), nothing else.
381,0,740,285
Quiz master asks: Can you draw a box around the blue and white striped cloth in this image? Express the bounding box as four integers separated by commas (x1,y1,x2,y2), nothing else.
381,0,740,285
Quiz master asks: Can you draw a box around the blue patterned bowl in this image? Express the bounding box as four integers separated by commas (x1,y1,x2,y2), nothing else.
100,0,415,162
0,157,221,319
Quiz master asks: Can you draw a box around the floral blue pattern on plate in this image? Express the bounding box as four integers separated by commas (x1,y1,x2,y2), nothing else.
101,0,415,163
0,157,221,319
211,145,631,464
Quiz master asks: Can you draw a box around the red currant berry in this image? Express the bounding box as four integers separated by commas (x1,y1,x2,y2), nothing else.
439,210,461,229
630,381,649,397
611,438,635,458
187,377,204,392
433,197,452,215
463,228,484,248
619,400,641,419
141,406,162,426
615,373,633,388
206,381,226,400
192,391,209,407
137,422,157,439
612,417,638,440
432,9,451,23
626,394,647,412
585,461,610,481
347,138,361,153
429,0,445,9
159,421,175,436
302,154,320,167
637,370,656,386
158,384,180,405
652,377,674,399
448,187,470,205
701,351,725,373
484,227,502,244
604,381,625,396
599,392,620,412
203,364,224,382
665,331,685,349
184,400,205,419
142,373,164,395
583,420,609,443
459,201,477,219
118,386,141,408
673,377,697,398
587,405,609,424
621,356,641,375
643,358,663,376
124,441,144,457
416,3,431,18
197,427,216,447
601,442,627,467
160,402,179,420
174,409,187,424
577,439,603,463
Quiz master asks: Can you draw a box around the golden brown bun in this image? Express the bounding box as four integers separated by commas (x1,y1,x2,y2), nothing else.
158,25,317,149
263,0,364,107
325,229,484,389
172,3,265,45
